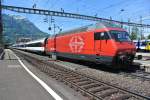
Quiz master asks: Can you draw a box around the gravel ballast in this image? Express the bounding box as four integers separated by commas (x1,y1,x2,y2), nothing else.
76,67,150,97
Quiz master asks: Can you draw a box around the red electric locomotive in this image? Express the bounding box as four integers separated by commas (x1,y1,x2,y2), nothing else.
45,22,136,66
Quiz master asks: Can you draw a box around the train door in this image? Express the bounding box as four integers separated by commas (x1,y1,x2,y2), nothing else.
99,32,110,55
94,32,109,54
51,34,57,60
44,38,48,53
94,32,101,55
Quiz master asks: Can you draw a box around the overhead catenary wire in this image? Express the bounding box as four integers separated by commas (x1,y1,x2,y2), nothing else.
2,5,150,28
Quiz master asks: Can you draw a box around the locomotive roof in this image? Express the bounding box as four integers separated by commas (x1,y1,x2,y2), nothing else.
56,21,121,36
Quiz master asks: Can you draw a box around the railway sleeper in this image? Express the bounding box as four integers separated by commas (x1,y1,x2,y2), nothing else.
62,74,78,79
72,78,89,83
56,73,67,79
57,70,72,74
77,81,93,86
54,72,67,77
96,89,118,98
55,70,76,76
50,72,62,78
68,83,103,100
63,79,82,91
89,86,110,94
82,83,100,90
65,76,81,81
108,93,132,100
62,76,76,81
42,67,49,72
45,68,53,74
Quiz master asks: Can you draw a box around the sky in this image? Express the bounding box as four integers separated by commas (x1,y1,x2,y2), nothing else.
2,0,150,35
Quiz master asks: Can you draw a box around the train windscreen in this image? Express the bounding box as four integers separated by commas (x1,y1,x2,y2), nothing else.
110,30,131,42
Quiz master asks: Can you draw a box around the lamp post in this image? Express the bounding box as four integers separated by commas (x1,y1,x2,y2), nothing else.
0,0,3,48
136,16,150,40
128,18,131,35
119,9,125,28
140,16,143,40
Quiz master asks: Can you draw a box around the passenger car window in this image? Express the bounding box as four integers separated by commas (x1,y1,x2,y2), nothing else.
27,42,42,47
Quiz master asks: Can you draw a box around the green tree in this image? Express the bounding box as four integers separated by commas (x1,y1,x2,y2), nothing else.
130,26,139,40
148,34,150,39
130,32,137,40
141,34,145,40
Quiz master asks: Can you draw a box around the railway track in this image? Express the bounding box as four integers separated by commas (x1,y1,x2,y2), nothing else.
141,56,150,60
120,71,150,82
14,50,150,100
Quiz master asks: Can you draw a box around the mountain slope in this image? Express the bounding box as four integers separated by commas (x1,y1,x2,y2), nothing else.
3,14,49,44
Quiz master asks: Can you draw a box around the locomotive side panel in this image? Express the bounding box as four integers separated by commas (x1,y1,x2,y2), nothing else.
56,35,71,53
99,39,116,56
56,32,95,55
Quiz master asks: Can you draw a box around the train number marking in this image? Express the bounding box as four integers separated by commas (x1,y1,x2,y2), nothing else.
69,36,84,53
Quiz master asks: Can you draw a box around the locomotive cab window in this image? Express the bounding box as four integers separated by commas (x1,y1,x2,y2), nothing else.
110,31,131,41
94,32,110,40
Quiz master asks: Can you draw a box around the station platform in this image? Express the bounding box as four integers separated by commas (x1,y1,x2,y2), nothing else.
135,52,150,72
136,52,150,57
0,49,86,100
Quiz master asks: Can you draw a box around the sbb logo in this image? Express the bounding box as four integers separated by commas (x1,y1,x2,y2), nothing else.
69,36,84,53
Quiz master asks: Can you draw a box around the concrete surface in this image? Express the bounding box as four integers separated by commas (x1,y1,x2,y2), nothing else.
136,52,150,57
0,49,87,100
0,49,54,100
